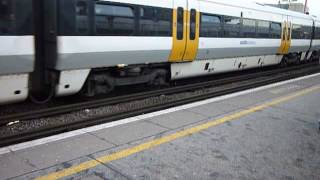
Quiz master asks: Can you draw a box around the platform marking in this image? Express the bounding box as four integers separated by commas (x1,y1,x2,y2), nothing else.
35,85,320,180
0,73,320,155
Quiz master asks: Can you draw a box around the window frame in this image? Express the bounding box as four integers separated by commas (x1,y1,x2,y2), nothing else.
199,13,222,38
241,18,257,38
222,15,241,38
94,2,136,36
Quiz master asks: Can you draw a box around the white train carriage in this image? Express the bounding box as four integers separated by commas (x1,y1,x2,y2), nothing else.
171,0,314,79
0,0,34,104
14,0,320,98
47,0,175,96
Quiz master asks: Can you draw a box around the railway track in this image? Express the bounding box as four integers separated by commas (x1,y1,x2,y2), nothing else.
0,62,320,147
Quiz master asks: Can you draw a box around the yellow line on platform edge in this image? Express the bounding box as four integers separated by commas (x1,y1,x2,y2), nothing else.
35,85,320,180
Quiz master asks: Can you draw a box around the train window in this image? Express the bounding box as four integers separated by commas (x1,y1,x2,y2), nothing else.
16,0,33,35
190,9,196,40
58,0,77,36
139,7,157,36
316,27,320,39
177,7,184,40
242,19,256,38
292,24,302,39
0,0,33,35
270,22,281,39
95,3,135,36
76,1,88,16
155,8,172,36
76,0,90,35
256,20,270,38
302,26,312,39
0,0,13,35
139,6,172,36
223,16,240,37
200,14,222,37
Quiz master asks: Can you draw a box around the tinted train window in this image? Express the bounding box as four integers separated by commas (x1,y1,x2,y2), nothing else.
223,16,240,37
76,0,90,35
0,0,33,35
95,3,135,36
200,14,222,37
242,19,256,38
155,8,172,36
302,25,312,39
189,9,196,40
270,22,281,39
257,20,270,38
316,27,320,39
292,24,302,39
177,7,184,40
139,6,172,36
0,0,12,34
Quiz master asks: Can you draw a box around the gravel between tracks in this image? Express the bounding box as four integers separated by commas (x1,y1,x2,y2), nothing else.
0,83,215,137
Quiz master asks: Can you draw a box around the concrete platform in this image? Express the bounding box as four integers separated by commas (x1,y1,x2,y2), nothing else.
1,74,320,180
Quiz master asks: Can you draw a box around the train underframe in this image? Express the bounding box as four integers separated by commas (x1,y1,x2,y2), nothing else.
53,50,320,99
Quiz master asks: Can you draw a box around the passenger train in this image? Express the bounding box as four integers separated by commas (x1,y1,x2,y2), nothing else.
0,0,320,104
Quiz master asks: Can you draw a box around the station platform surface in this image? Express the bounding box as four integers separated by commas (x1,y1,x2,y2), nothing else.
1,73,320,180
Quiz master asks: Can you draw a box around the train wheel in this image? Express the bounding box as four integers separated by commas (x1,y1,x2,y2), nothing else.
152,74,167,87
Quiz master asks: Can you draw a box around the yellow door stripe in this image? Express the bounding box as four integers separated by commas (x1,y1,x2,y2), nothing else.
35,85,320,180
183,10,200,61
169,9,188,62
278,21,292,55
278,21,287,54
284,22,292,53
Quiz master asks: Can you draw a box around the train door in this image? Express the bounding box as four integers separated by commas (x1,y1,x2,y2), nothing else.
277,16,291,54
183,0,200,61
169,0,200,62
284,16,292,53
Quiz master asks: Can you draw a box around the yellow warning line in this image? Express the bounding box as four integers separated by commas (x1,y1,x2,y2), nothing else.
35,85,320,180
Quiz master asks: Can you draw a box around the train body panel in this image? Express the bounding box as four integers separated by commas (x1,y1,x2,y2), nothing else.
171,55,282,80
0,36,34,75
197,38,281,60
0,0,34,104
55,36,172,70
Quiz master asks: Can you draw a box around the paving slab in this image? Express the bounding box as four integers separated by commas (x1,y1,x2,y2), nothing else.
220,84,305,109
0,152,37,180
14,156,128,180
91,121,168,146
147,110,208,129
186,101,242,117
291,75,320,87
202,106,320,179
274,91,320,118
14,133,113,170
